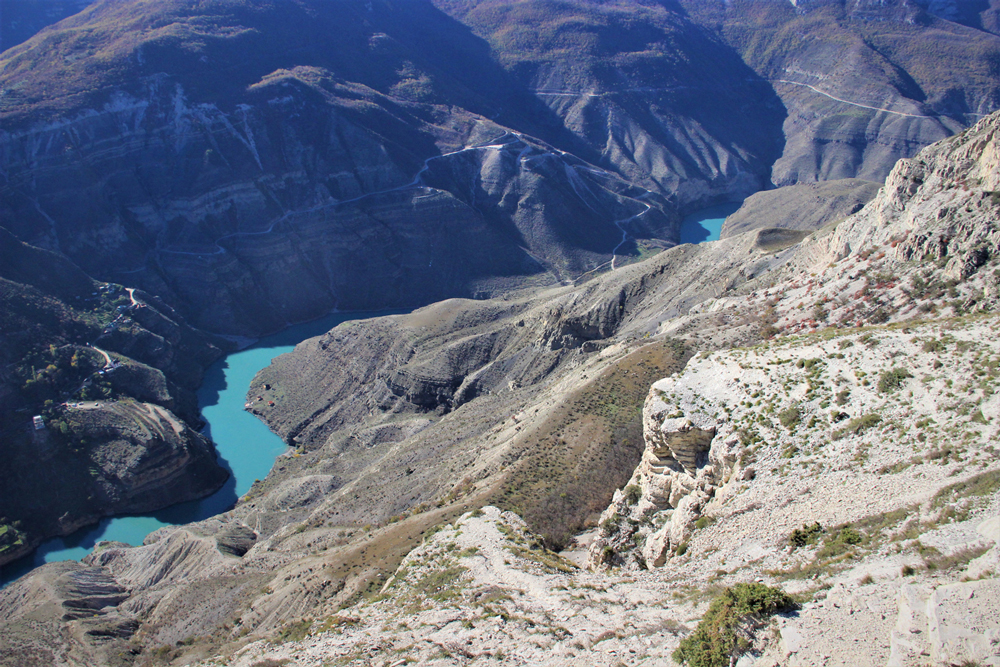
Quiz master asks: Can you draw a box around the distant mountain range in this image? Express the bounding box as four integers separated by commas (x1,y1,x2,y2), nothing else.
0,0,996,337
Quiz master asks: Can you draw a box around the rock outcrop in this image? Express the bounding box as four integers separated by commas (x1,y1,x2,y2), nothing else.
588,383,738,569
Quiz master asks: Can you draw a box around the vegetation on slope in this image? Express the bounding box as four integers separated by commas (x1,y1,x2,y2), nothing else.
494,338,689,549
673,583,796,667
0,227,230,563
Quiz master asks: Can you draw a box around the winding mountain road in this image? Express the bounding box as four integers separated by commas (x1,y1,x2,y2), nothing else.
774,79,937,119
154,132,653,276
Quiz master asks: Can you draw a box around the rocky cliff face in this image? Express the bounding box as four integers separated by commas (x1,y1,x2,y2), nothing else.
588,398,733,570
584,313,1000,666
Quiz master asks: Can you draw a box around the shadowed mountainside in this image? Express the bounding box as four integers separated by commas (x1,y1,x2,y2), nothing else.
680,0,1000,183
0,226,229,567
3,0,998,336
0,0,784,335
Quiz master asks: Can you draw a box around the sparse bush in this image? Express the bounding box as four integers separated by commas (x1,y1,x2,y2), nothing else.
624,485,641,505
833,413,882,439
878,368,912,393
922,338,944,353
273,618,312,644
600,514,620,536
789,522,823,548
869,307,890,324
672,583,796,667
816,525,863,558
778,404,801,430
694,515,716,531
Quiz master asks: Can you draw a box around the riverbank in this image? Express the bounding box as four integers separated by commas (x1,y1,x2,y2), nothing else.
0,310,395,587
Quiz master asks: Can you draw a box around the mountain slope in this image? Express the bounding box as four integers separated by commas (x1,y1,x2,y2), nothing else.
210,101,1000,667
3,0,997,336
0,0,772,335
3,106,991,667
681,0,1000,184
0,227,230,568
719,178,881,238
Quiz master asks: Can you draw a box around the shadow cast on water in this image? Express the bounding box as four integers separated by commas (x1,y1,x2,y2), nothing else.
196,357,230,413
0,453,240,587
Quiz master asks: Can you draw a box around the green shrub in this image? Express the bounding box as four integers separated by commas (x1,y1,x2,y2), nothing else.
789,522,823,548
878,368,912,393
836,526,862,545
673,583,796,667
778,404,801,430
624,485,642,505
816,525,863,558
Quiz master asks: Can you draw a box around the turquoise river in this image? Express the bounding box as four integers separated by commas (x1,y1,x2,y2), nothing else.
0,202,740,586
678,201,741,244
0,311,389,586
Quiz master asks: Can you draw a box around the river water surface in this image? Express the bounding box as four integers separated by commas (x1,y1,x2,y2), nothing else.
679,201,742,244
0,311,389,585
2,203,743,586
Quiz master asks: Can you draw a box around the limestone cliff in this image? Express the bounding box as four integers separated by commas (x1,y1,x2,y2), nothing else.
587,396,734,569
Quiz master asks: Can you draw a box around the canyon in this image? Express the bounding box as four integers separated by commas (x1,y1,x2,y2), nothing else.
0,1,999,666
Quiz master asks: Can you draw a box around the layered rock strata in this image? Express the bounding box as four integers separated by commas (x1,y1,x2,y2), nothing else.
588,387,736,569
